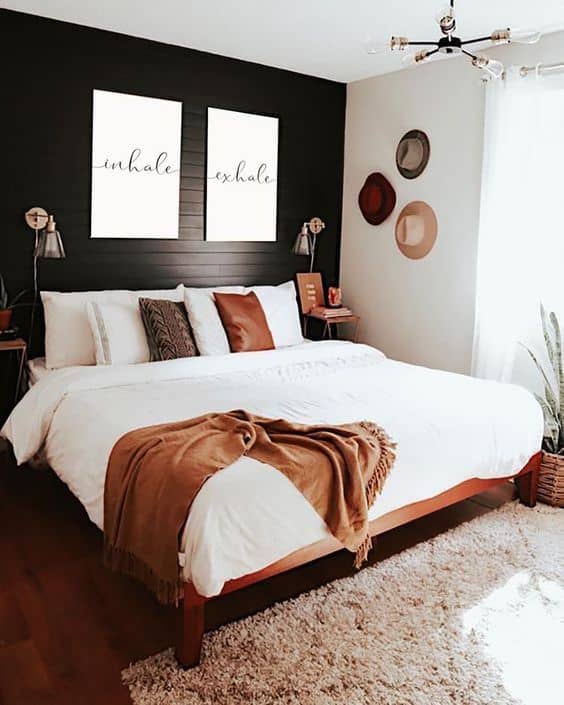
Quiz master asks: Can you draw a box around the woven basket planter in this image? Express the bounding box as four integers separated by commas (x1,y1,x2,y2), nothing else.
538,452,564,507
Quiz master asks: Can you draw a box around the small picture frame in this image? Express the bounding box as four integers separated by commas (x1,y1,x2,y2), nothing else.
296,272,324,314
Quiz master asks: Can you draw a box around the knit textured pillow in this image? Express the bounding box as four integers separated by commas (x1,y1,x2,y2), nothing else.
139,298,199,361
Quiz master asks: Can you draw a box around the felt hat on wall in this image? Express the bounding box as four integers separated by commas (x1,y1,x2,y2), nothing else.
396,130,430,179
358,173,397,226
395,201,437,259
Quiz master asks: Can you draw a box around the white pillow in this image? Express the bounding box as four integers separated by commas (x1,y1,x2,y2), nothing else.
87,301,151,366
42,286,183,369
246,281,304,348
183,286,244,355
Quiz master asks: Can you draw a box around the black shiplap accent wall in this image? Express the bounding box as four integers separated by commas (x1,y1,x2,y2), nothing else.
2,10,345,337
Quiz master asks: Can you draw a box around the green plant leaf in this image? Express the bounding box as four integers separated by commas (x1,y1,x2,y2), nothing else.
534,395,555,428
524,345,558,413
534,393,560,451
8,289,27,308
540,304,557,381
549,311,564,450
0,275,7,310
544,383,559,421
523,313,564,453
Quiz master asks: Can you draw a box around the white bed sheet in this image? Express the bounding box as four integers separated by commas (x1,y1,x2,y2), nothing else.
2,341,543,597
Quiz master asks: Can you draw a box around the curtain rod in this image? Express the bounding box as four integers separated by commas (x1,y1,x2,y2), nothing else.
519,61,564,77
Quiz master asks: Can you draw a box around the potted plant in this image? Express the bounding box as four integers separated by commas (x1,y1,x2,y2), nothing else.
524,304,564,507
0,275,26,331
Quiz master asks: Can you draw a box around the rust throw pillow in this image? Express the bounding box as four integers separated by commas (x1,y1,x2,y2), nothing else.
139,298,199,361
213,291,275,353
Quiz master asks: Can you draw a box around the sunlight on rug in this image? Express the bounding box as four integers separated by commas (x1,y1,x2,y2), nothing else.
463,571,564,705
123,502,564,705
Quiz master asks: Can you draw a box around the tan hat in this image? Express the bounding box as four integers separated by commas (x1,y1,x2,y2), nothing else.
396,130,430,179
395,201,437,259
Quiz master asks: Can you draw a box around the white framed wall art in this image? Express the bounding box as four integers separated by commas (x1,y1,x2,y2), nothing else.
91,89,182,239
206,107,279,242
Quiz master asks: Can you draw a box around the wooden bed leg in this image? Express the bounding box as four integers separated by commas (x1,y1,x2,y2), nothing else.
515,466,540,508
176,582,206,669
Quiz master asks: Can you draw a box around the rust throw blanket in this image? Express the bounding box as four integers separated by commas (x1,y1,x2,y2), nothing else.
104,410,396,604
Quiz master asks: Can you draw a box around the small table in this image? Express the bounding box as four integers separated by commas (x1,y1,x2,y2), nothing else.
304,313,360,343
0,338,28,404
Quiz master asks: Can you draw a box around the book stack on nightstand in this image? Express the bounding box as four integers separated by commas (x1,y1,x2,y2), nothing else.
307,308,360,343
310,306,353,319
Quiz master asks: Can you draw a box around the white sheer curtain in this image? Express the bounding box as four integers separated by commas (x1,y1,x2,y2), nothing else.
472,67,564,385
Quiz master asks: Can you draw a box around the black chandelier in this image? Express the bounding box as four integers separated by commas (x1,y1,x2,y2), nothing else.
374,0,541,79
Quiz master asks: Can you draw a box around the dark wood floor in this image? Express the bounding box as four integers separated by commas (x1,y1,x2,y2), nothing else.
0,445,517,705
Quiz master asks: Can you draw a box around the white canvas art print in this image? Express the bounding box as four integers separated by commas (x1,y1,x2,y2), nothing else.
206,108,278,241
91,90,182,239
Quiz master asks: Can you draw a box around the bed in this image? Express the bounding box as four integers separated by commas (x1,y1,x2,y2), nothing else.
2,339,543,667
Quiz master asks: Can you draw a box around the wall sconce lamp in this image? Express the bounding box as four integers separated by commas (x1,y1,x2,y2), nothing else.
292,217,326,272
24,206,66,350
25,207,66,260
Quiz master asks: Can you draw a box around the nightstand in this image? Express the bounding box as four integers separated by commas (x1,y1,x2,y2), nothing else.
0,338,28,405
304,313,360,343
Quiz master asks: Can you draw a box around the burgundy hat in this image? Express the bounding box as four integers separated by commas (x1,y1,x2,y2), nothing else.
358,173,397,226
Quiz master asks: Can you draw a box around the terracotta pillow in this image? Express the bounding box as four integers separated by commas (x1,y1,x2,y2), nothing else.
213,291,275,353
139,298,199,361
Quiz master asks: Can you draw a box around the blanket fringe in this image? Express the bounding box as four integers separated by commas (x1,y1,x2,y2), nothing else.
104,543,182,606
354,534,373,568
354,421,397,568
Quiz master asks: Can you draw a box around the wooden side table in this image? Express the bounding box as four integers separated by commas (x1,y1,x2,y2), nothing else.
304,313,360,343
0,338,28,404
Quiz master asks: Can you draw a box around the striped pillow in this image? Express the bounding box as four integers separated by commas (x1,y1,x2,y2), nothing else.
87,301,151,366
139,298,199,361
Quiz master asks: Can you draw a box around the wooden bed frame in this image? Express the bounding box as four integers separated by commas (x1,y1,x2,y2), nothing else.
176,451,541,668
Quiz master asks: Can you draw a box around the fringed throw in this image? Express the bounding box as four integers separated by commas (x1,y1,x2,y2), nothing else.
104,411,396,604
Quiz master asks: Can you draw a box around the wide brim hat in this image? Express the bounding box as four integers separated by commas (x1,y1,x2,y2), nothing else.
358,172,397,226
395,201,437,259
396,130,430,179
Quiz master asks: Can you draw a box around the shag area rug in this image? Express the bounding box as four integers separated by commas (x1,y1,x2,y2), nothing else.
123,502,564,705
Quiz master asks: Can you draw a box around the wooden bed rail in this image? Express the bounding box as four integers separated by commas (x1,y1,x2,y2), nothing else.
176,452,541,668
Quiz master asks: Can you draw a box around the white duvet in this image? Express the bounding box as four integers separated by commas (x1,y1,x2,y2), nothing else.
2,341,542,597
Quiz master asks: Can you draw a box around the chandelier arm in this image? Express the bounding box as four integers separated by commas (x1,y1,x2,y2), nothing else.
407,41,440,46
461,35,494,46
461,49,479,60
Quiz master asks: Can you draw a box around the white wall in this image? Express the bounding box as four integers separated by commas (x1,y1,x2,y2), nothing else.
341,32,564,375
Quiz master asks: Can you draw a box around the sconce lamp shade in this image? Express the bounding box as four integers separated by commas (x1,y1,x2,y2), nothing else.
34,215,65,259
292,217,325,272
292,224,312,256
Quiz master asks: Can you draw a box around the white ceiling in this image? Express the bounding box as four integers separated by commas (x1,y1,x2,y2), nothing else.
2,0,564,82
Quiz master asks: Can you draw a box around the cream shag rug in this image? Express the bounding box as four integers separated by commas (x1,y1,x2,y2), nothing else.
123,502,564,705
